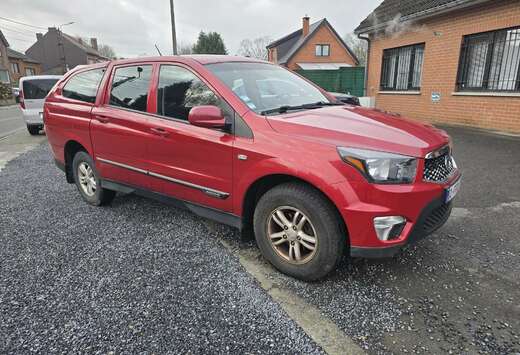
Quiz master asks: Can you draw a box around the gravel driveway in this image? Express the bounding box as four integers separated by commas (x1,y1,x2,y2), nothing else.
0,144,322,354
1,125,519,354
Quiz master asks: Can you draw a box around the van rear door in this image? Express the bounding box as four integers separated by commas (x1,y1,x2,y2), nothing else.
22,78,60,122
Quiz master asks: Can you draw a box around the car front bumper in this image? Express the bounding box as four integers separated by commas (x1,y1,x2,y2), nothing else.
333,171,461,258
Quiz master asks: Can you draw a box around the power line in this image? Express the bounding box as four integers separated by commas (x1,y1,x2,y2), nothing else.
0,16,47,30
1,26,36,38
4,36,34,43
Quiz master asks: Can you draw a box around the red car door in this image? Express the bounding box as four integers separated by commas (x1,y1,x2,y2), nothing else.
145,63,234,212
91,64,154,189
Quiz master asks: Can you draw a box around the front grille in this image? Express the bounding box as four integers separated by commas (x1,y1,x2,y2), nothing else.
423,147,455,183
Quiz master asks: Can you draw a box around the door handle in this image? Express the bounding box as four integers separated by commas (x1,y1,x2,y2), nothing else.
150,127,170,137
94,115,111,124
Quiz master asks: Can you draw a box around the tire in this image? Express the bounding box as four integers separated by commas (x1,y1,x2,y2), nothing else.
253,182,345,281
72,151,116,206
27,125,40,135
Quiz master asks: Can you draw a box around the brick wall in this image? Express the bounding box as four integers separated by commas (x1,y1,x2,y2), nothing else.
8,58,42,84
366,0,520,133
286,25,357,70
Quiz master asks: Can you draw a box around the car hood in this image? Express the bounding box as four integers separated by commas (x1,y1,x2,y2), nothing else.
266,106,449,157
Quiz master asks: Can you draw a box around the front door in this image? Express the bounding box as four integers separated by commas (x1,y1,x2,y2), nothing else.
146,64,234,212
91,64,154,188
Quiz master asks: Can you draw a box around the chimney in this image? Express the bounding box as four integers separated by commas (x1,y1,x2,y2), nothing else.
302,15,310,36
90,38,98,51
36,33,43,41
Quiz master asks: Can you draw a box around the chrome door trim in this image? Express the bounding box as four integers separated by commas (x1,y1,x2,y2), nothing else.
96,157,229,199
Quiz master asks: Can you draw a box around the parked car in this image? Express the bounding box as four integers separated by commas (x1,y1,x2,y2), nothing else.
329,92,360,106
11,87,20,103
44,56,461,281
19,75,62,135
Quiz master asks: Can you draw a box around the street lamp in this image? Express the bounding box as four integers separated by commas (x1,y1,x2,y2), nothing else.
56,22,75,73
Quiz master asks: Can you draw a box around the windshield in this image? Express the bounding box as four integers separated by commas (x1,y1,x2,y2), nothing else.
22,79,59,100
205,62,330,114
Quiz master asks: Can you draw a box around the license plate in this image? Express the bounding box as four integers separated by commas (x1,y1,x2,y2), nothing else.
445,177,462,203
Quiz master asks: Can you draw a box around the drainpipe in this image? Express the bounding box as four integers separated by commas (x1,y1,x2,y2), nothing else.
357,33,370,98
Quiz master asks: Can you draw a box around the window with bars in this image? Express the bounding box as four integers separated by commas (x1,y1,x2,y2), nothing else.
457,27,520,92
380,43,424,91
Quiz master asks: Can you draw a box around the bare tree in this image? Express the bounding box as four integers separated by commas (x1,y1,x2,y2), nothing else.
98,44,116,59
237,36,272,60
178,42,194,55
343,33,368,66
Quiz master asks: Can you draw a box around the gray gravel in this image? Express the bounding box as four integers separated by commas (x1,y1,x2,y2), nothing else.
0,144,323,354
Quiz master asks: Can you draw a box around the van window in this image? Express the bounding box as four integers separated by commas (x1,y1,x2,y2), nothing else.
63,69,105,103
157,65,222,121
23,79,59,100
109,65,152,112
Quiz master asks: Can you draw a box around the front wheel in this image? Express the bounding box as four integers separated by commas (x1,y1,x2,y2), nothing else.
253,182,345,281
72,151,116,206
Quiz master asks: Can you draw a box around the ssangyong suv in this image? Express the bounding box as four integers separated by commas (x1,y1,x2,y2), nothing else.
44,56,461,281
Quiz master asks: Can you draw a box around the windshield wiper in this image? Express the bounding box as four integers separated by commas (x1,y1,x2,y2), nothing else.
260,101,344,115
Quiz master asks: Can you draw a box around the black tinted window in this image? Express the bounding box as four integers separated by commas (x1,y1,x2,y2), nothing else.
62,69,104,103
23,79,59,99
110,65,152,112
157,65,220,121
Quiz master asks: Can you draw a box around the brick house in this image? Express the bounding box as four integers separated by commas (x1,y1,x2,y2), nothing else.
355,0,520,134
267,16,359,70
0,30,11,85
7,48,42,84
26,27,109,74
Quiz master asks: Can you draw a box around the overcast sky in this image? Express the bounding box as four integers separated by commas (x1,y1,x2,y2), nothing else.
1,0,381,57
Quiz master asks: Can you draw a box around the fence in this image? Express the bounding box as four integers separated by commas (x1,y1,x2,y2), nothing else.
296,67,365,97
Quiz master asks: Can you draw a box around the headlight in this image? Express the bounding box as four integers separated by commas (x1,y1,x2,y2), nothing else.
337,147,417,184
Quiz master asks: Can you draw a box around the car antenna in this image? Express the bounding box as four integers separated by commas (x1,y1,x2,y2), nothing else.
155,44,163,56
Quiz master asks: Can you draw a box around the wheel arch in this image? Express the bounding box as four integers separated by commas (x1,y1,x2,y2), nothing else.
63,140,89,183
240,173,349,245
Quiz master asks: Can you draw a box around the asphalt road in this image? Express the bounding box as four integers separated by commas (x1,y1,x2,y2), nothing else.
0,112,519,354
0,105,24,139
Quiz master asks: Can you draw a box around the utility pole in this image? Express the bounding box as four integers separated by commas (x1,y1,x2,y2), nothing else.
169,0,178,55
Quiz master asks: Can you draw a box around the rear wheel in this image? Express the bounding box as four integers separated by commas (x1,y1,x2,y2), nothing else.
253,182,345,281
72,151,115,206
27,125,40,135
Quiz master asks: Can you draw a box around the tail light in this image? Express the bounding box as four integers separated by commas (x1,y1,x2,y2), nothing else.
19,91,25,109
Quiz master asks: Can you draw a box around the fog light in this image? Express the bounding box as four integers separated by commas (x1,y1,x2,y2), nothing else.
374,216,406,241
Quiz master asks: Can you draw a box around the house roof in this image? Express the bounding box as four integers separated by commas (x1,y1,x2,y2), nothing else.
61,32,108,59
267,18,359,65
0,30,9,47
7,48,40,64
354,0,492,34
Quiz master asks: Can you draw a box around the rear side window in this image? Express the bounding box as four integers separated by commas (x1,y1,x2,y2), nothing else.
109,65,152,112
157,65,221,121
23,79,59,99
62,69,105,103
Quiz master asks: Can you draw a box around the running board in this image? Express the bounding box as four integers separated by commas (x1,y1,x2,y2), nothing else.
100,179,242,230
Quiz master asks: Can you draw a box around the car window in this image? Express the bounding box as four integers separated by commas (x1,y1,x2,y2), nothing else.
23,79,60,100
62,69,104,103
157,65,225,121
110,65,152,112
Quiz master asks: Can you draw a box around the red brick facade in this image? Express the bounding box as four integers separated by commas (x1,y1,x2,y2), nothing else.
366,0,520,133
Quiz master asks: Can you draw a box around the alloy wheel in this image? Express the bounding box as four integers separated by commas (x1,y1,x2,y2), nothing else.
78,162,96,197
267,206,318,264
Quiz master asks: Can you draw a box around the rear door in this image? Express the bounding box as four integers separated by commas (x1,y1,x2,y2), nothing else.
90,64,154,188
145,63,234,212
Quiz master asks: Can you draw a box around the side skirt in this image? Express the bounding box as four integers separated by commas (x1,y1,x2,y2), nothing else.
100,179,242,230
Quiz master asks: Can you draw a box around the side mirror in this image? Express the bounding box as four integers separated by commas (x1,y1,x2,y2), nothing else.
188,105,226,129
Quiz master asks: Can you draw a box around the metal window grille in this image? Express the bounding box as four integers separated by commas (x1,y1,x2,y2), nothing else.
457,27,520,92
380,43,425,91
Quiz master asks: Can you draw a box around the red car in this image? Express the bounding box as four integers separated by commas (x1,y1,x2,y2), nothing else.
44,56,461,281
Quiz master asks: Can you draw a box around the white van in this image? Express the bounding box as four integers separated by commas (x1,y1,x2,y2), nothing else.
19,75,62,135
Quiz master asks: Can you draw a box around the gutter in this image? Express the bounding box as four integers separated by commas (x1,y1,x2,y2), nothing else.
354,0,492,35
357,33,370,97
